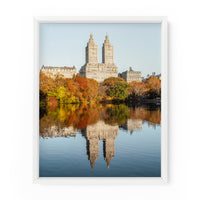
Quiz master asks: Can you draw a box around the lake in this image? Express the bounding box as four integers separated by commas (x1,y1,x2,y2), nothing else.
39,103,161,177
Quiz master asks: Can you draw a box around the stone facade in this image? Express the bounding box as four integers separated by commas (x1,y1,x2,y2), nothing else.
80,34,118,82
41,66,76,79
120,67,142,83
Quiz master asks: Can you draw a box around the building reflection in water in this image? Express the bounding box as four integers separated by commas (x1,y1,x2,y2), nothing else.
39,104,161,169
40,126,77,138
82,121,118,169
121,119,143,134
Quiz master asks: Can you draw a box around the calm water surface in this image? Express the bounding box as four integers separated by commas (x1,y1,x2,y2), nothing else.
39,104,161,177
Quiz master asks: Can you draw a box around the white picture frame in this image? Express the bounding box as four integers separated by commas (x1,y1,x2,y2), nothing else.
33,16,168,184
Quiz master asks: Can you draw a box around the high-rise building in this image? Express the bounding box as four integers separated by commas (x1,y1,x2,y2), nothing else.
80,34,118,82
102,35,114,64
85,34,98,64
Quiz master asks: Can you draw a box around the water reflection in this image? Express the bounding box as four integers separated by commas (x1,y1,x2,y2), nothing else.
40,103,160,130
82,121,118,169
121,119,143,134
40,104,161,171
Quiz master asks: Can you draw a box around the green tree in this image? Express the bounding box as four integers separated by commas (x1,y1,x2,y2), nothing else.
106,81,130,101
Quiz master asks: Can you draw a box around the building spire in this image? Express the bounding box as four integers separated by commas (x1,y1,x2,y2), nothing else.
88,33,96,45
89,33,95,42
102,33,113,64
104,34,110,43
105,156,111,169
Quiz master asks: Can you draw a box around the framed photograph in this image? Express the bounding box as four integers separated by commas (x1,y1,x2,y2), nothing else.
33,16,168,184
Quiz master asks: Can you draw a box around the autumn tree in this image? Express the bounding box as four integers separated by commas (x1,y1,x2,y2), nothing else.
72,73,82,81
39,72,54,95
52,74,68,89
87,79,99,102
130,81,149,97
75,77,89,100
145,77,161,98
100,77,130,101
103,77,125,86
106,81,130,101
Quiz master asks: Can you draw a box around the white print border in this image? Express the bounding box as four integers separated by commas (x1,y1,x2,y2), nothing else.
33,16,168,184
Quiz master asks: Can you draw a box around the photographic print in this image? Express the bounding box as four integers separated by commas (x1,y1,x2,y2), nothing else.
38,21,165,178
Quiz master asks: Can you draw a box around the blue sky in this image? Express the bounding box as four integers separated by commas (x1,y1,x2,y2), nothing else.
39,23,161,77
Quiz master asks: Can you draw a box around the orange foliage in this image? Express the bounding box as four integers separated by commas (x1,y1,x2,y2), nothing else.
39,72,55,94
130,107,161,124
75,77,88,91
40,72,100,103
87,79,98,102
130,81,149,96
145,77,161,95
48,97,58,111
40,71,161,104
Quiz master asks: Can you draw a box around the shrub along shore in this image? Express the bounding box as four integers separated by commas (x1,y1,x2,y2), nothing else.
40,72,161,106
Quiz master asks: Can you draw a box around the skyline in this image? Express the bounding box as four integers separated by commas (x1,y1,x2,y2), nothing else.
39,23,161,77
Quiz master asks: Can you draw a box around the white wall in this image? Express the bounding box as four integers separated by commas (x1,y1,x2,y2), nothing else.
0,0,200,200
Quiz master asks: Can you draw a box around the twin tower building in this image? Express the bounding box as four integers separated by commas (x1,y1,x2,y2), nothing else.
41,34,118,82
80,34,118,82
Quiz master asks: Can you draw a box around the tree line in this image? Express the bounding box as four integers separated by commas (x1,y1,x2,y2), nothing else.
40,72,161,105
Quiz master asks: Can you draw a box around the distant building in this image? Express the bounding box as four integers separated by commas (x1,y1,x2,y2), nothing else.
156,73,161,80
143,72,161,82
150,72,161,80
120,67,142,83
79,34,118,82
41,66,76,78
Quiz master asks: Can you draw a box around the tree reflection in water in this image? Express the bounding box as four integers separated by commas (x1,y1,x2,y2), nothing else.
40,103,161,169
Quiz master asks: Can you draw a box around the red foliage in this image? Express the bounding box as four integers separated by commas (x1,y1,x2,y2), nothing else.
75,77,89,91
48,97,58,111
